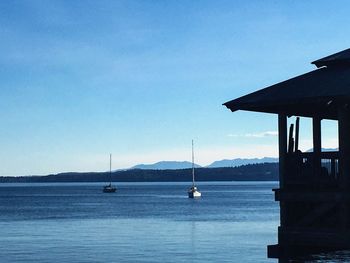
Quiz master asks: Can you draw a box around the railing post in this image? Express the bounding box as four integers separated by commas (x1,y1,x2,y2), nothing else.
331,158,336,179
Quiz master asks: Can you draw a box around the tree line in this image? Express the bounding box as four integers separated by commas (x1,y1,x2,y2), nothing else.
0,163,278,183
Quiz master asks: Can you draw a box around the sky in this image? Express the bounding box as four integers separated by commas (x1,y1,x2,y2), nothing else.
0,0,349,175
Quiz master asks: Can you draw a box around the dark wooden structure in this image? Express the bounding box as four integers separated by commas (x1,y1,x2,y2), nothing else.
224,48,350,260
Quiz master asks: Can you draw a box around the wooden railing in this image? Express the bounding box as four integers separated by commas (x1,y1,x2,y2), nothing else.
285,151,339,188
320,151,339,180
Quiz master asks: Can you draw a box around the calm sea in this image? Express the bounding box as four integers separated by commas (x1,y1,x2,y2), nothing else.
1,181,348,262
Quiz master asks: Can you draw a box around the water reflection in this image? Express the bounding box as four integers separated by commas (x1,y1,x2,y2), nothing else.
308,250,350,262
278,250,350,263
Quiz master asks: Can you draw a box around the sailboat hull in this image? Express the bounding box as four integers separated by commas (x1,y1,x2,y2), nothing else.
188,189,201,198
103,186,116,193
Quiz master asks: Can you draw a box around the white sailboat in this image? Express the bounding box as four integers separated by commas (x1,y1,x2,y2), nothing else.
188,140,201,198
103,154,117,193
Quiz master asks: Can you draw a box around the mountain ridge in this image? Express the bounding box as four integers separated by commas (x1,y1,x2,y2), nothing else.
129,157,278,170
131,161,201,170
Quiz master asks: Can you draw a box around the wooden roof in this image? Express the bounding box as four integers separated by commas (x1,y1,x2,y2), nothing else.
312,48,350,68
224,49,350,120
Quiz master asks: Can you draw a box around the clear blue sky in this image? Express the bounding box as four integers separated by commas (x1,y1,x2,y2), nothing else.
0,0,348,175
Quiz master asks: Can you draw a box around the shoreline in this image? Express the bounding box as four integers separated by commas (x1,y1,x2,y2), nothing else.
0,163,278,183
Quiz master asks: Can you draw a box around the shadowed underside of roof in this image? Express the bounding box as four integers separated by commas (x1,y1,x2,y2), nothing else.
224,48,350,120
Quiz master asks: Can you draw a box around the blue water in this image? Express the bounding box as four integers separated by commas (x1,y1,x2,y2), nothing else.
0,182,280,262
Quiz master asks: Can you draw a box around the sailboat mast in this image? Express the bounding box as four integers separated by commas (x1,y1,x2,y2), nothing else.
109,153,112,185
192,140,195,186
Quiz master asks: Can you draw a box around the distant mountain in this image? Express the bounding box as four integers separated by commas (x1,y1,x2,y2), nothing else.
207,157,278,168
131,161,202,170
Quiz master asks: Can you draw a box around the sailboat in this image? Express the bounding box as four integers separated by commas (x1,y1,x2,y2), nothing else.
103,154,117,193
188,140,201,198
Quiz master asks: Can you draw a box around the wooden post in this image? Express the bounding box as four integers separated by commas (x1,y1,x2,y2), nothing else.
338,106,350,229
338,106,350,189
295,117,300,152
278,114,287,228
279,114,288,188
288,124,294,154
313,117,322,185
331,158,336,179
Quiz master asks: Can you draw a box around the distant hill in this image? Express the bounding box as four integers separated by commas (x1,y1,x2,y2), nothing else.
131,161,201,170
207,157,278,168
0,163,279,183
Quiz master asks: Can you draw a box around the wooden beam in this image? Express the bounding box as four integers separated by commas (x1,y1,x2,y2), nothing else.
297,203,336,227
274,189,350,202
279,227,350,247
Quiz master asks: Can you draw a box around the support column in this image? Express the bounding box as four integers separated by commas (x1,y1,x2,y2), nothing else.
338,106,350,189
338,105,350,230
278,114,287,228
313,117,322,185
278,114,288,188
